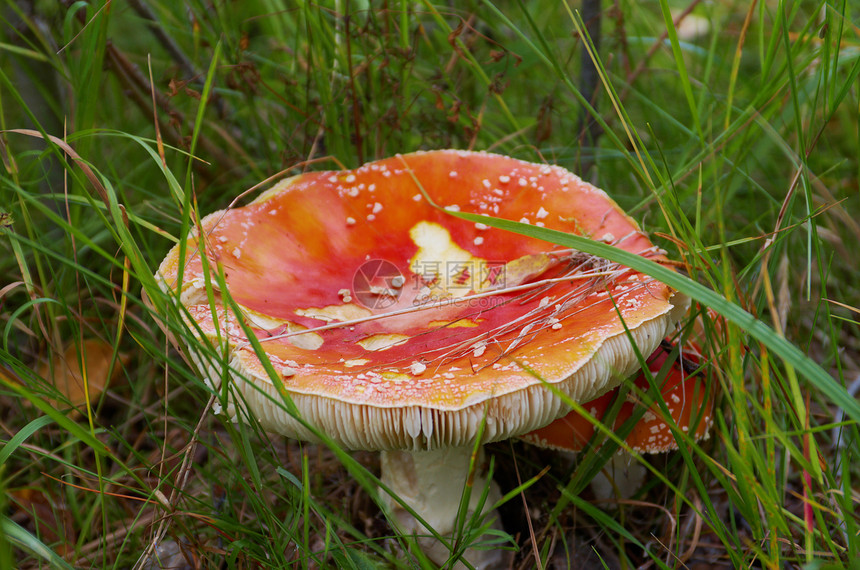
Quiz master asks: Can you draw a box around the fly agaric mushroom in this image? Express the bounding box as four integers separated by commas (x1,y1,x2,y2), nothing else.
521,338,713,499
153,150,689,568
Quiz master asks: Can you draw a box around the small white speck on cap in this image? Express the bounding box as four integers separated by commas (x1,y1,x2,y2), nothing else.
409,362,426,376
444,204,460,212
536,206,549,219
449,170,458,178
519,217,530,224
218,236,228,243
269,209,278,216
391,275,405,288
499,175,510,184
338,288,351,298
346,217,356,226
345,174,356,183
232,247,242,258
482,179,491,188
518,177,527,186
372,202,383,214
475,223,488,230
551,322,563,330
413,194,422,201
328,175,338,183
367,214,376,221
600,233,616,243
474,237,484,246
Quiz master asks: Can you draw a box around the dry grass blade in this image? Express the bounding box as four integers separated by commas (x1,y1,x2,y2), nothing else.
3,129,110,206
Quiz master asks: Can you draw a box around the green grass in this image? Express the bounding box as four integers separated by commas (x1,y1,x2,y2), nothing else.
2,0,859,568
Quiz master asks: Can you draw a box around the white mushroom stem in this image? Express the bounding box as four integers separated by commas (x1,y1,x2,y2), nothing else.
380,447,504,569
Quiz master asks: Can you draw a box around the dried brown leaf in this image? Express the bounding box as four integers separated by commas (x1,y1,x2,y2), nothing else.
8,488,76,556
37,339,127,416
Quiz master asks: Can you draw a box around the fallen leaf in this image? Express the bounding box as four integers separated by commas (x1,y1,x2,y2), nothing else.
8,487,76,556
37,339,127,416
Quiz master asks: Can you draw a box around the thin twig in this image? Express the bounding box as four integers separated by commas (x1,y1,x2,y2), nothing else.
133,392,218,570
104,44,240,180
127,0,231,119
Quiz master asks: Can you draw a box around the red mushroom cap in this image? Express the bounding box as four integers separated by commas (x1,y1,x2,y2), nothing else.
156,150,689,450
521,339,714,454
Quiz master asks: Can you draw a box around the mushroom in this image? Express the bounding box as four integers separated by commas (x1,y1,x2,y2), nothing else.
153,150,689,567
521,337,713,499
